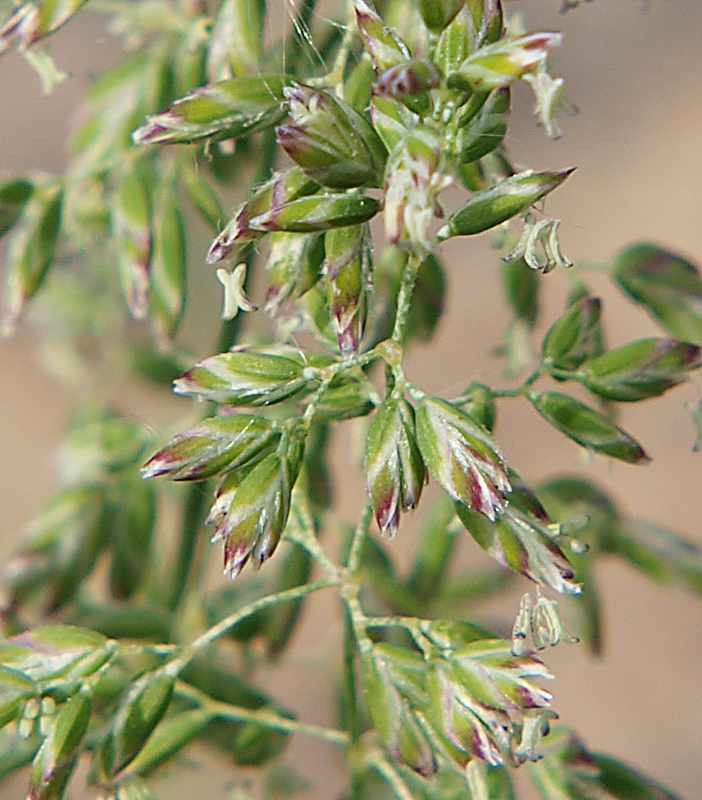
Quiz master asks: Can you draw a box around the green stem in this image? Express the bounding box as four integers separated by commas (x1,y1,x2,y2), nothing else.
341,504,375,653
363,616,428,652
346,503,373,576
176,682,348,746
525,368,543,387
341,497,366,763
391,253,421,345
461,368,544,401
326,347,383,377
342,606,363,800
343,607,361,741
328,3,357,92
548,366,579,382
369,754,414,800
363,616,421,630
179,578,339,663
288,502,340,578
343,586,373,650
302,373,335,430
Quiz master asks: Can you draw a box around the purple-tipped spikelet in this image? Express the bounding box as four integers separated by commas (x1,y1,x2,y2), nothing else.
365,398,426,536
277,85,387,189
0,0,89,52
141,415,278,482
207,167,317,264
133,75,289,146
448,32,562,93
324,223,373,356
416,396,511,521
172,348,313,406
209,434,304,579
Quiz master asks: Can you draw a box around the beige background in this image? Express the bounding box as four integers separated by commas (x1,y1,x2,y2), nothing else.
2,0,702,797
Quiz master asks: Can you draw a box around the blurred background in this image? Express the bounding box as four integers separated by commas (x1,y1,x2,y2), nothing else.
2,0,702,797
